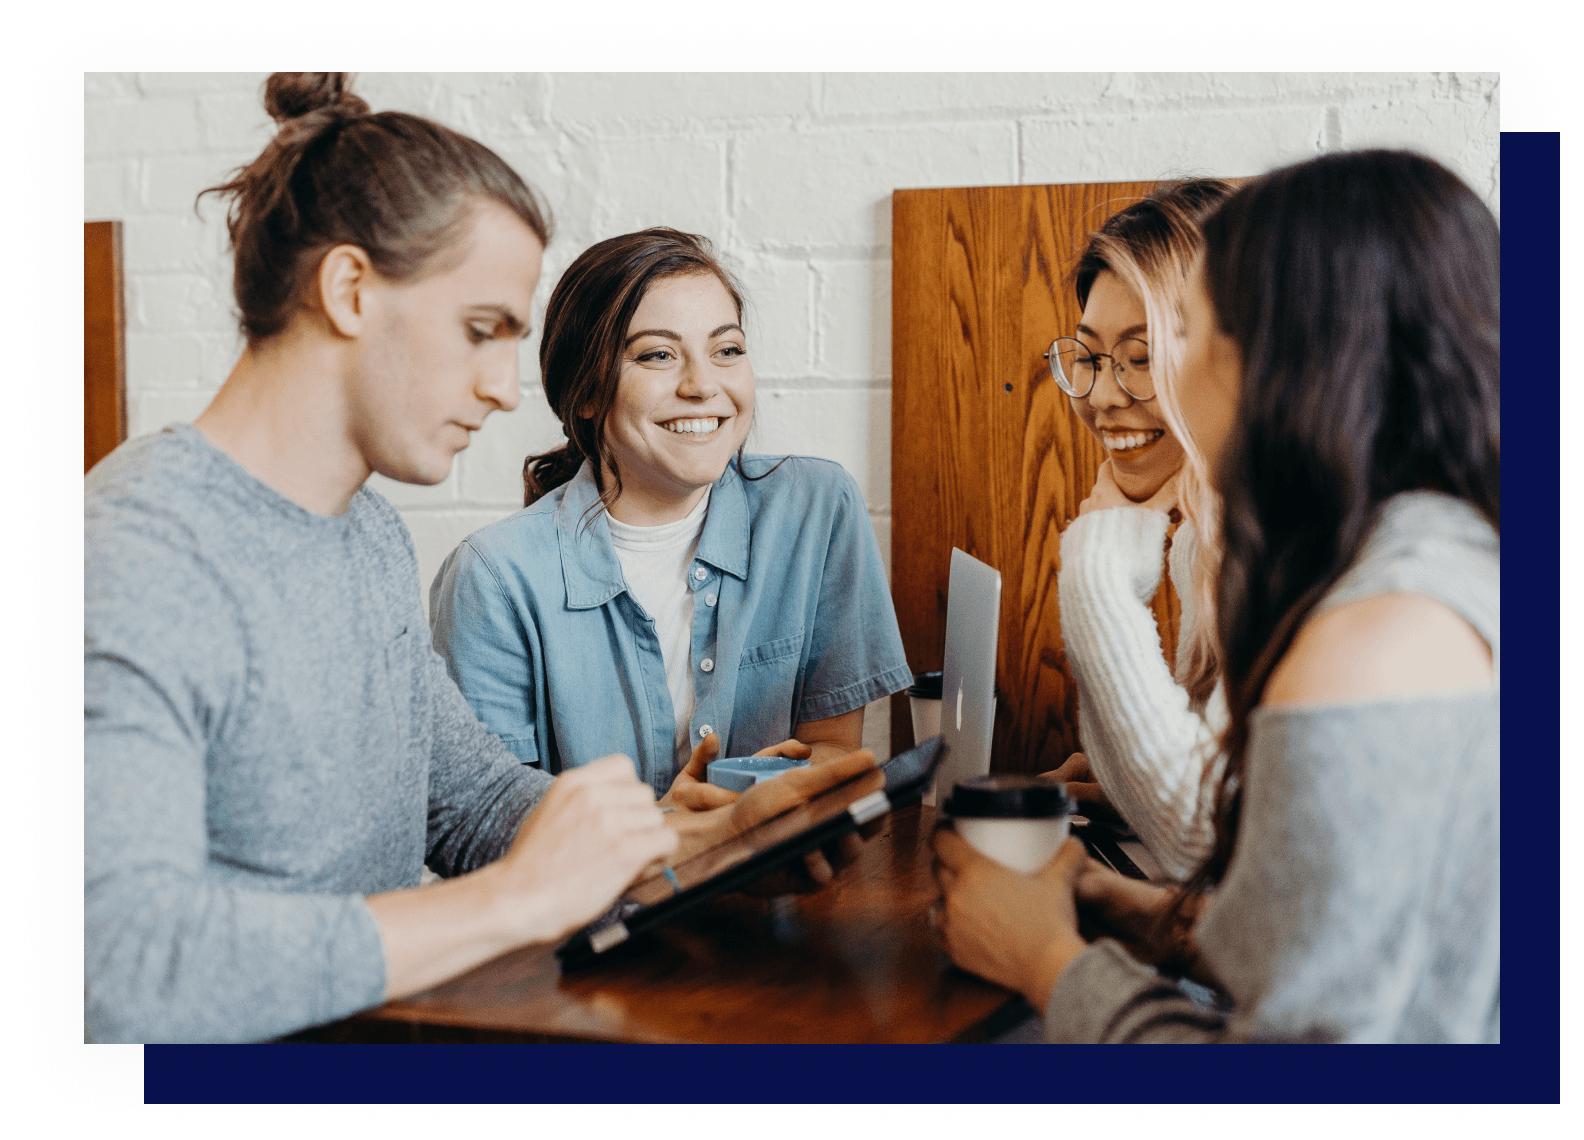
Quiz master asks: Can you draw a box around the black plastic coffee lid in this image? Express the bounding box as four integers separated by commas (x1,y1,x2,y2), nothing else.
907,671,1004,702
942,775,1075,819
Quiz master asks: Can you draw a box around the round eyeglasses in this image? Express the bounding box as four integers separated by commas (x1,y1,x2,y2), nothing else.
1044,336,1155,401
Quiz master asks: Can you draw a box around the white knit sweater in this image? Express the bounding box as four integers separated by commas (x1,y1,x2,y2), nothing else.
1057,507,1226,881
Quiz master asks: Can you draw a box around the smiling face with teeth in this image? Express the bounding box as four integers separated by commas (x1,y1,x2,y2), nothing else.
1068,270,1186,503
600,272,754,525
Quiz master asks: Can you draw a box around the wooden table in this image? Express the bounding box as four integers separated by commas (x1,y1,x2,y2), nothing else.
294,805,1029,1043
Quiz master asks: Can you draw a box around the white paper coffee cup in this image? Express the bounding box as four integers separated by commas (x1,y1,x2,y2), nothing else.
907,671,943,745
952,816,1071,874
943,775,1076,874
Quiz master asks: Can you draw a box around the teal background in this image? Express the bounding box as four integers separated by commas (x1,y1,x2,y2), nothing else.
18,2,1577,1133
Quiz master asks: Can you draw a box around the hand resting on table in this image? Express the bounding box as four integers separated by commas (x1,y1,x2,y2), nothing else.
1039,751,1125,827
657,734,884,895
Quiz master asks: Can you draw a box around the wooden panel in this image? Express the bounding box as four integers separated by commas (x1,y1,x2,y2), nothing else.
85,220,127,473
891,182,1180,774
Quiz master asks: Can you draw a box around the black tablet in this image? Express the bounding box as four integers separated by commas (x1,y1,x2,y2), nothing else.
556,735,948,969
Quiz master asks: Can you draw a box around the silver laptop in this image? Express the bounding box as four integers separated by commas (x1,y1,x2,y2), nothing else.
933,548,1002,804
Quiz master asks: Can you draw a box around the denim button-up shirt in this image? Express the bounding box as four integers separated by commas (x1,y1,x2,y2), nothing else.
429,455,912,796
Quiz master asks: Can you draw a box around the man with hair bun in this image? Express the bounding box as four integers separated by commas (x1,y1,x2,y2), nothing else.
84,73,878,1043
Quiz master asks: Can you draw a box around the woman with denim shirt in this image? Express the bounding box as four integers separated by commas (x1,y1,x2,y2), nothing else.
430,228,912,805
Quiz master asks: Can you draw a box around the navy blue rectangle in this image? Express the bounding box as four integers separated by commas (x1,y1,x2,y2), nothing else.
144,131,1556,1106
145,1038,1529,1103
1490,129,1561,1101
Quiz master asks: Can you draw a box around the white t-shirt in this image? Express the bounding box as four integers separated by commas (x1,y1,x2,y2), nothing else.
605,490,711,769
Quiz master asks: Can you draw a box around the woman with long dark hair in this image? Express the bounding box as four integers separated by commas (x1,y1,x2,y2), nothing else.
931,149,1500,1042
430,228,911,807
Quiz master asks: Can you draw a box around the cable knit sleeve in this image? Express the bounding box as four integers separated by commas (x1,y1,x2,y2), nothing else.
1057,508,1223,880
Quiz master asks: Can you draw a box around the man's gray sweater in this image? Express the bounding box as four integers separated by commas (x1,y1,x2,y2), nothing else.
85,426,552,1043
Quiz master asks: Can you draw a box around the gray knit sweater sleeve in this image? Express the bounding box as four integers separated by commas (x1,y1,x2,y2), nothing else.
1043,492,1500,1043
85,527,391,1042
419,635,554,876
85,428,554,1043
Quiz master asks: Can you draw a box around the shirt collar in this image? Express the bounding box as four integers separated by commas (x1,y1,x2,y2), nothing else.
555,461,627,610
696,460,750,581
555,458,752,611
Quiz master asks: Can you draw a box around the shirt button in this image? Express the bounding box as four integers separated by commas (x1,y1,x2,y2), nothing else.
699,724,714,739
700,657,715,673
693,567,708,581
705,593,717,607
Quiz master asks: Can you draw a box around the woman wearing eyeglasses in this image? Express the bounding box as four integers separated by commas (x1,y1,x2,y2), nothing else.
933,149,1499,1043
1042,179,1236,881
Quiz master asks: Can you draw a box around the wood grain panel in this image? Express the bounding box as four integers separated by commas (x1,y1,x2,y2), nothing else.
85,220,126,473
892,182,1180,774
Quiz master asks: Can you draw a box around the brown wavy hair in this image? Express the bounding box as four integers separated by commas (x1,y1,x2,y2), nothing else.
199,72,552,344
523,227,759,513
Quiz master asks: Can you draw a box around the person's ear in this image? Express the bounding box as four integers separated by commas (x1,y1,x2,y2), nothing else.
316,244,376,339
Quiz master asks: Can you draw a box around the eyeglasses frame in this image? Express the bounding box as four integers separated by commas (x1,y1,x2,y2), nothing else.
1042,335,1156,402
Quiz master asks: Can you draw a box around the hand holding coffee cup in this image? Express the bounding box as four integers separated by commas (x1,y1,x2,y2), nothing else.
930,820,1091,1010
941,775,1076,873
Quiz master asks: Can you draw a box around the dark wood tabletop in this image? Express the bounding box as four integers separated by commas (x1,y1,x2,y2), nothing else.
293,804,1028,1043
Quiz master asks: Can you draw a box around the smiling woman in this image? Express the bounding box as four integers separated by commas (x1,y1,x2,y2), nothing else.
429,228,913,799
600,273,755,524
1044,179,1238,880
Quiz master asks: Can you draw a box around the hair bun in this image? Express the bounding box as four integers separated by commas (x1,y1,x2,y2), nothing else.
263,72,369,125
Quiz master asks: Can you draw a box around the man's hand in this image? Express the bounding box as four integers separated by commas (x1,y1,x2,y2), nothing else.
368,753,677,1001
496,755,678,943
660,733,816,813
931,829,1090,1010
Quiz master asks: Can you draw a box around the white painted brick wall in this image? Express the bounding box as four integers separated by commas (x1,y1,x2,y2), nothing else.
86,72,1501,757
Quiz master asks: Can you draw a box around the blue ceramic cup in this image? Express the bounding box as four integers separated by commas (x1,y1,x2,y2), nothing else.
706,755,812,793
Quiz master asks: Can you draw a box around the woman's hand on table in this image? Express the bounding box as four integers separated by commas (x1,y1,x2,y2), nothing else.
1079,461,1180,517
930,829,1091,1011
660,732,737,811
661,747,883,893
1037,751,1124,827
660,733,817,813
1072,861,1211,983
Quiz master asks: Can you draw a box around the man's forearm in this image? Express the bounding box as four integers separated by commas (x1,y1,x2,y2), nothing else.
365,862,542,1001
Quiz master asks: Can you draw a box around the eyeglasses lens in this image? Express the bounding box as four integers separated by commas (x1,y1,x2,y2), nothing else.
1047,336,1154,401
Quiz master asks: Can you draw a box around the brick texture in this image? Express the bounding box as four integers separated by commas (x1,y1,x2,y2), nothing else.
85,73,1500,667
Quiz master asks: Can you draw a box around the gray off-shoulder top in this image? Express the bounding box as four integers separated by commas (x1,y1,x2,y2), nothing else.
1043,491,1500,1043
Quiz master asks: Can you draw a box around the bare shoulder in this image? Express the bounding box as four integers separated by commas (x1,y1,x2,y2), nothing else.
1262,592,1495,707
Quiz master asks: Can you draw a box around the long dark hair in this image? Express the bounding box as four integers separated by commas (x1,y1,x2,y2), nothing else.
1073,178,1238,706
1184,149,1500,899
200,72,552,344
524,227,758,511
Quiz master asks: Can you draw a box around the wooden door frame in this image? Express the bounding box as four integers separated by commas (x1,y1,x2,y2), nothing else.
85,219,127,473
889,181,1179,773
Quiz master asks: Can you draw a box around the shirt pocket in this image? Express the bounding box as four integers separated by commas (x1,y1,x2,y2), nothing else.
733,633,804,751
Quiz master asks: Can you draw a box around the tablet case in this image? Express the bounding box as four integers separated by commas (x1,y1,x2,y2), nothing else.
556,736,948,968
